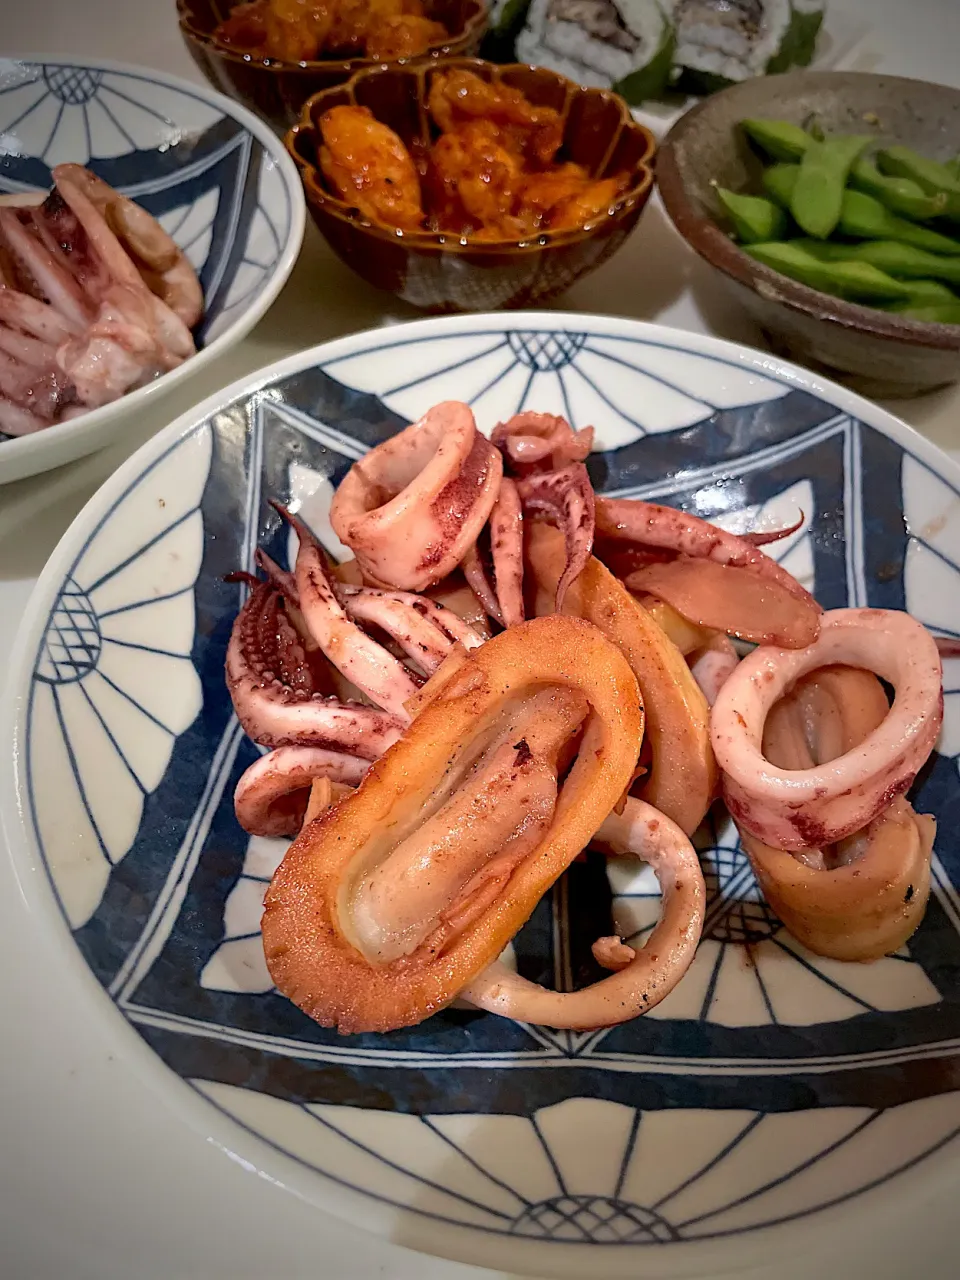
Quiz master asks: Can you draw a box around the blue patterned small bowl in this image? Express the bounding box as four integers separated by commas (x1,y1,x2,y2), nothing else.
0,56,304,484
3,312,960,1277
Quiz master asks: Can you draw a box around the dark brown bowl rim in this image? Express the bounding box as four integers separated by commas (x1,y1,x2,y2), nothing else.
656,70,960,354
176,0,488,72
286,57,657,254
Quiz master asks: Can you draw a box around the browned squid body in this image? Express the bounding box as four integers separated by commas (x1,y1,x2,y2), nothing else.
259,617,703,1033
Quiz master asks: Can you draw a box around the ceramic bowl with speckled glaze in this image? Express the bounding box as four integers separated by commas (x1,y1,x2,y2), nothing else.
657,71,960,398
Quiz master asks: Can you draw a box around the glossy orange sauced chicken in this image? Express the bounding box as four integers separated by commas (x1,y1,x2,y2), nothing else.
318,70,632,240
214,0,448,62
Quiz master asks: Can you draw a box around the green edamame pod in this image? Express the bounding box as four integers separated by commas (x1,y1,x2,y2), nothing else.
778,238,960,286
790,135,871,238
886,302,960,325
839,189,960,255
901,279,959,304
848,156,948,221
714,186,788,243
761,163,800,208
782,238,863,261
744,241,913,301
877,146,960,194
789,241,956,304
877,146,960,216
740,119,812,162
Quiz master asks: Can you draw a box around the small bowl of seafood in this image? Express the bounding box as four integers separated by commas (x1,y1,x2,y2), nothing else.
286,57,657,311
6,311,960,1276
177,0,488,132
0,56,304,485
656,69,960,397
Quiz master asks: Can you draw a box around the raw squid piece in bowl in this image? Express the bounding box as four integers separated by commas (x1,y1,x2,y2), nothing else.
0,165,202,438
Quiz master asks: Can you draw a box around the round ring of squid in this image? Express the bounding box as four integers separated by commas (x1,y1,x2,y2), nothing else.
712,608,942,851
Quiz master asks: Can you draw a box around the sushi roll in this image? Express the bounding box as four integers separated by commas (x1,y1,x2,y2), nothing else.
667,0,826,95
514,0,676,104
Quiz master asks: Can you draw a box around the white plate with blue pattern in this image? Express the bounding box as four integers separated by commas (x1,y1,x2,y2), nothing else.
0,56,304,485
3,313,960,1279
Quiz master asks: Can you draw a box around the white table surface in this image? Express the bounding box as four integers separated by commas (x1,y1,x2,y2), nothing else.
2,2,960,1277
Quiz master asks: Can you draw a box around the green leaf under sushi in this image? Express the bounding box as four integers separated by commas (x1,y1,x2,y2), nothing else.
613,22,676,105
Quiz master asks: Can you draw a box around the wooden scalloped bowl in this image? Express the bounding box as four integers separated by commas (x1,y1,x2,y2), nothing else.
177,0,488,132
285,58,657,313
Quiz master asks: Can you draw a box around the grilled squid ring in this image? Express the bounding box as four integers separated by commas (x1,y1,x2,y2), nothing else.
713,608,942,852
737,665,935,960
261,616,643,1034
463,797,705,1029
329,401,503,591
526,523,716,836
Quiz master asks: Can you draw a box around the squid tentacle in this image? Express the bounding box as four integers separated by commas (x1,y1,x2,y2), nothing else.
463,797,705,1029
517,461,595,611
275,503,420,719
596,497,820,610
235,745,370,837
224,581,404,759
339,585,484,676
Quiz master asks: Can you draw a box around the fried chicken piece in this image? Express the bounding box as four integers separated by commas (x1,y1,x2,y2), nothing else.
517,162,593,223
425,120,537,239
366,13,447,58
325,0,435,53
214,0,445,59
547,174,629,231
215,1,270,50
427,70,564,167
319,105,424,231
215,0,333,60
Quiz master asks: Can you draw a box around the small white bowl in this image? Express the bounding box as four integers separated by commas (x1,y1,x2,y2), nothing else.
0,55,305,484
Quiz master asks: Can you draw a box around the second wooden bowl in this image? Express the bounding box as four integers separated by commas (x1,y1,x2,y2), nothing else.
286,58,657,313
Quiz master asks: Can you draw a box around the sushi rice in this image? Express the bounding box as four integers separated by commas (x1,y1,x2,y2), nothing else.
504,0,825,104
670,0,826,93
515,0,675,99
